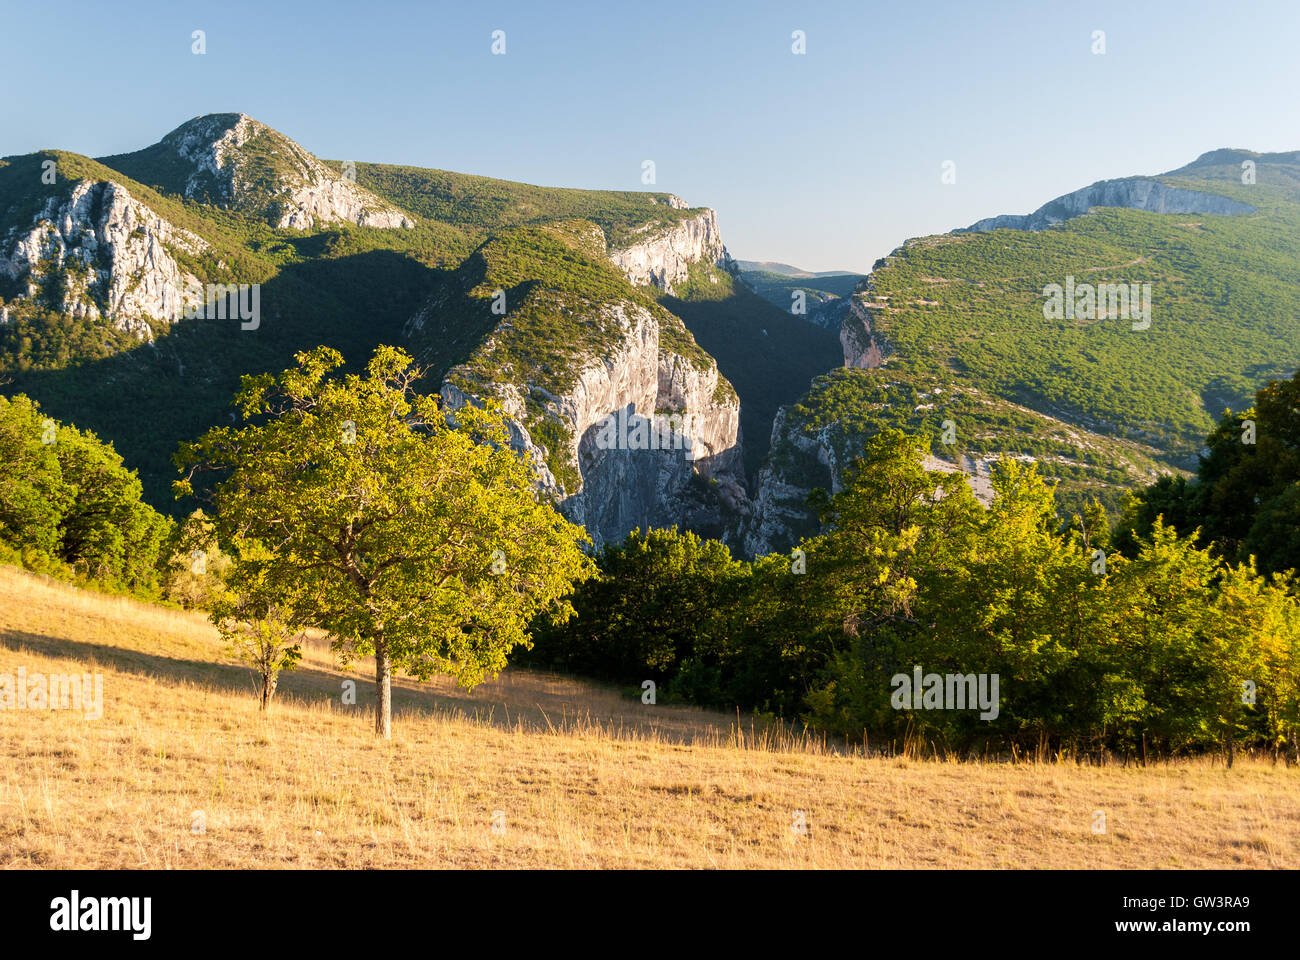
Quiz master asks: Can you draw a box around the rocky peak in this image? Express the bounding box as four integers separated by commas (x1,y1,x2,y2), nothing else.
106,113,416,231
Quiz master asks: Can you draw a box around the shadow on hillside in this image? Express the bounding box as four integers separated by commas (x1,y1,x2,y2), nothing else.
0,625,740,744
6,249,442,509
660,286,842,484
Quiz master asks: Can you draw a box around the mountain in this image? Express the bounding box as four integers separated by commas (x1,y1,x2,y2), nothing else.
403,219,746,547
98,113,415,230
743,148,1300,552
735,266,866,331
0,113,832,549
6,119,1297,559
733,260,861,277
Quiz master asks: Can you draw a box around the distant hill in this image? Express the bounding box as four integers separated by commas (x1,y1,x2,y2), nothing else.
734,265,867,331
743,148,1300,551
733,259,863,277
849,148,1300,466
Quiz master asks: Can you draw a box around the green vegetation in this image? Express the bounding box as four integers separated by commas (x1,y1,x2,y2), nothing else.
346,160,699,248
862,156,1300,467
771,366,1165,523
0,394,173,594
534,432,1300,762
1118,368,1300,577
175,345,595,737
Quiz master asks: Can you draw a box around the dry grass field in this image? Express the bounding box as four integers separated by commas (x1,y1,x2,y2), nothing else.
1,564,1297,869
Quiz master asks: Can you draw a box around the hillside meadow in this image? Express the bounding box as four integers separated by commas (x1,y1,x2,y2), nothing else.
1,565,1297,869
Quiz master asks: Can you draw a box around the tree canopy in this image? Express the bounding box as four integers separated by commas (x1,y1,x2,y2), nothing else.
176,344,594,737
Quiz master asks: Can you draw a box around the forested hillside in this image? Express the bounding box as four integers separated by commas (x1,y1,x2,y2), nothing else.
855,151,1300,467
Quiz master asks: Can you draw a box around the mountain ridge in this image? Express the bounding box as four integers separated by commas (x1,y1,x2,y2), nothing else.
4,121,1298,559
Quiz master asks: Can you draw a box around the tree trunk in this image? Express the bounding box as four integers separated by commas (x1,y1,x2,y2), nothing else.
374,635,392,739
1226,732,1235,769
259,672,277,711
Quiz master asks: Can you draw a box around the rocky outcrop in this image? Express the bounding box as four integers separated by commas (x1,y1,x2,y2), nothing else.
740,406,836,557
608,208,730,294
0,180,206,338
967,177,1255,232
841,282,892,369
439,301,747,548
136,113,414,230
274,178,412,230
741,408,1028,557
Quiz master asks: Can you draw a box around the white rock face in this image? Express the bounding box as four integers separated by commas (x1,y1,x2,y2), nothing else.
608,209,730,294
921,453,996,504
967,177,1256,232
162,113,414,230
840,289,891,369
0,180,207,338
275,178,413,230
167,113,256,199
439,301,746,548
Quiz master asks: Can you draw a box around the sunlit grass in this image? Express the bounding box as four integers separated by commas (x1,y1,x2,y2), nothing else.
1,564,1296,869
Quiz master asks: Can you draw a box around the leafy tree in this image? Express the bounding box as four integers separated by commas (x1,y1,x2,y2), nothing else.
810,429,982,637
211,539,304,710
528,527,743,686
163,509,231,609
175,345,594,737
0,394,70,558
0,393,172,593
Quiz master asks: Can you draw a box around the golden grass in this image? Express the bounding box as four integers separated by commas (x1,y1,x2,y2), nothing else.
1,564,1297,868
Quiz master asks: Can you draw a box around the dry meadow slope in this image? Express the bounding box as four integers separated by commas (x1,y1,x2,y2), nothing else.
1,564,1296,869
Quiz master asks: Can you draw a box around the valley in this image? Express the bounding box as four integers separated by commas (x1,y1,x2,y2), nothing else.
6,115,1299,558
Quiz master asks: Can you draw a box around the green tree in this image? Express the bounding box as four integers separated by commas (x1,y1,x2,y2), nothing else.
0,393,172,592
211,539,304,710
804,430,982,745
0,394,70,559
175,345,594,737
529,527,743,687
163,509,231,609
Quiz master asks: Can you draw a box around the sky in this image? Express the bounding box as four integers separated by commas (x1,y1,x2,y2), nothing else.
3,0,1299,273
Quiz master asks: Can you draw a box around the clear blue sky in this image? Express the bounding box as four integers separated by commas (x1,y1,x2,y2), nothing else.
3,0,1298,272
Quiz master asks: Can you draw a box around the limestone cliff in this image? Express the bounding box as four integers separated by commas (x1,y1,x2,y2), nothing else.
608,208,731,294
840,281,892,369
439,301,746,548
0,179,206,338
406,220,747,548
966,177,1255,232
